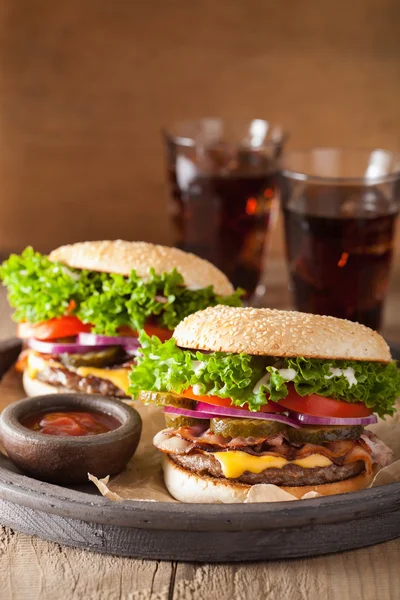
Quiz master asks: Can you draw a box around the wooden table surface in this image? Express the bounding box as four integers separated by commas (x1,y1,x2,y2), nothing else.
0,269,399,600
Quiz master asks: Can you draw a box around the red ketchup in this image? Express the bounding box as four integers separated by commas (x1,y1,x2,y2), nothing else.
21,410,120,437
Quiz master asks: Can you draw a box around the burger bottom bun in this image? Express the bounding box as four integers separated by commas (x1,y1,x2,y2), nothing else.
163,455,377,503
22,371,70,397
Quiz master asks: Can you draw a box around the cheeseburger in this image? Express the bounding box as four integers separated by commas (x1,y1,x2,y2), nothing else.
130,306,398,501
0,241,241,398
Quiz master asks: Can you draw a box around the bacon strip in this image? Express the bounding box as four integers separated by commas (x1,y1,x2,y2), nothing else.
341,442,374,475
174,426,286,449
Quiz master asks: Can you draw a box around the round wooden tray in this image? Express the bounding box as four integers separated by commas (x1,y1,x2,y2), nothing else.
0,339,399,562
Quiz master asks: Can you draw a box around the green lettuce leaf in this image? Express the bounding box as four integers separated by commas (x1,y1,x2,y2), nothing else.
0,248,243,334
129,333,400,417
0,247,79,323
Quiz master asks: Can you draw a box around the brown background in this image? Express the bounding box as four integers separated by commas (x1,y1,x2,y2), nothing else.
0,0,399,256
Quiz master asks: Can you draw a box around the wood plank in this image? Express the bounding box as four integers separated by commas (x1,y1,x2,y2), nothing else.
171,542,400,600
0,525,173,600
0,526,399,600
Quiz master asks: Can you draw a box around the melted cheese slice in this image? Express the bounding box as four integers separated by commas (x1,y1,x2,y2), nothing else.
76,367,130,394
214,451,332,479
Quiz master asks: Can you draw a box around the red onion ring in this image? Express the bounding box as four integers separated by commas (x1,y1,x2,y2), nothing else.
164,406,215,420
27,338,108,355
287,410,378,426
78,332,140,350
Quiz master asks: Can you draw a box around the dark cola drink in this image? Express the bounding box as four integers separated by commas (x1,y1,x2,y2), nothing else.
282,184,399,330
164,119,285,297
166,148,279,296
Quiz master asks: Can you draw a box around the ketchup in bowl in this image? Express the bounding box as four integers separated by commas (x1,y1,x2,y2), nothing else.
0,393,142,484
21,410,120,437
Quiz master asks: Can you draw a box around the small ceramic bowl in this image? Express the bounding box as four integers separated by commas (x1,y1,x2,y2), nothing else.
0,393,142,485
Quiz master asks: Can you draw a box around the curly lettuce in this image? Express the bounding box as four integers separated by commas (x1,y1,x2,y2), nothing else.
129,333,400,417
0,247,243,334
0,247,78,323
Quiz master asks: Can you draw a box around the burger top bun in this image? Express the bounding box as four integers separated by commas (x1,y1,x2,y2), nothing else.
48,240,235,296
173,306,392,362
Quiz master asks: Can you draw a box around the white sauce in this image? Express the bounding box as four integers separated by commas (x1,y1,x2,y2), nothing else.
252,367,297,393
277,368,297,381
343,367,357,387
191,361,205,374
252,373,271,393
192,384,203,396
325,366,357,387
327,367,342,378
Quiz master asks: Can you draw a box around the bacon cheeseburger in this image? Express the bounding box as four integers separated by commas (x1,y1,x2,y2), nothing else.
130,306,398,501
0,241,241,399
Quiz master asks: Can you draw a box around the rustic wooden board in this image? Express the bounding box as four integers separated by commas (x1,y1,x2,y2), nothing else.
0,338,399,562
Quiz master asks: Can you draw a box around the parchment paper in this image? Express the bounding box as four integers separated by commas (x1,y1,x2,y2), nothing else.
1,368,399,503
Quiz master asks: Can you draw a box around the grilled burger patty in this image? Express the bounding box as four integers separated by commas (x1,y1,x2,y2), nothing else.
36,366,128,398
169,452,366,486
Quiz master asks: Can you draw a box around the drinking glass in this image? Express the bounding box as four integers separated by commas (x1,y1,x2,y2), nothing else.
281,148,400,330
163,118,286,297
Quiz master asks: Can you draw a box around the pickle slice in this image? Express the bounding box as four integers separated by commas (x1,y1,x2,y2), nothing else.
164,415,209,429
60,346,123,368
210,417,285,439
287,425,364,444
136,390,196,409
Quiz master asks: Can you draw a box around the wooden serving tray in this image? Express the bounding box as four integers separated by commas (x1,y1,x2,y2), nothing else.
0,339,399,562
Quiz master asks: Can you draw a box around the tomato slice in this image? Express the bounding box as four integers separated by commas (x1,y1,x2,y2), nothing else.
143,324,172,342
180,388,233,407
20,317,173,343
179,387,284,413
119,324,173,342
278,386,372,418
17,316,91,340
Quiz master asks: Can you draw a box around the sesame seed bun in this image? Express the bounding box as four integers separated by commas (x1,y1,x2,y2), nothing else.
163,455,376,502
48,240,234,296
173,306,391,362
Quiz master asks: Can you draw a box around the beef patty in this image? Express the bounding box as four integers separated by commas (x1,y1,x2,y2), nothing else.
36,366,128,398
170,452,365,486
